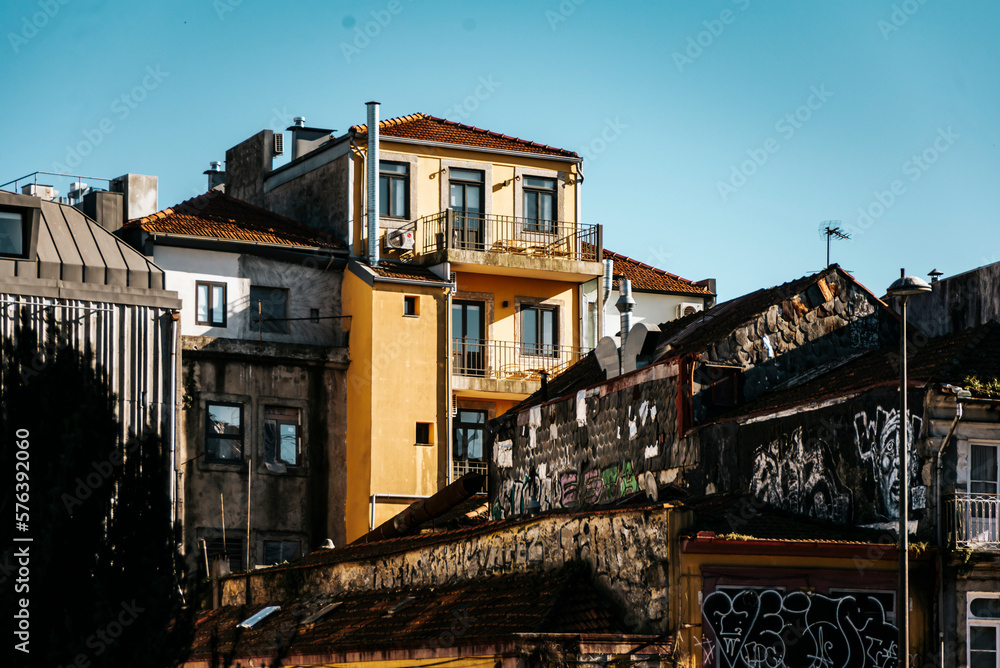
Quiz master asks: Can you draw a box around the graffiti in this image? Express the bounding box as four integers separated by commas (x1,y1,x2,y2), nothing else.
750,427,852,522
495,460,644,519
855,407,921,520
703,589,897,668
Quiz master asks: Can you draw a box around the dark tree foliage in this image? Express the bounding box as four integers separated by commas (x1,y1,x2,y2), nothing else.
2,309,193,667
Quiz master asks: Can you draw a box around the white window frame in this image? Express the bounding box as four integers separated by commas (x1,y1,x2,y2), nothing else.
968,592,1000,668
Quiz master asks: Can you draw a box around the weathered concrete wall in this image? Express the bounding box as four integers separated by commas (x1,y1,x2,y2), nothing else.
900,261,1000,339
491,364,680,519
264,153,351,243
180,339,349,576
222,507,682,634
688,389,930,527
224,130,273,207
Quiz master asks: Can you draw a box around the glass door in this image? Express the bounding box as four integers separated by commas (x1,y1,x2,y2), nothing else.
452,300,485,376
969,444,999,543
449,169,484,250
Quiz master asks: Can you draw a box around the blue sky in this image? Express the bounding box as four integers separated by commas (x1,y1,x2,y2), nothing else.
2,0,997,301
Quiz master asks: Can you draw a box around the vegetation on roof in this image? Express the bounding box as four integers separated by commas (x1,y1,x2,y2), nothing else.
964,375,1000,399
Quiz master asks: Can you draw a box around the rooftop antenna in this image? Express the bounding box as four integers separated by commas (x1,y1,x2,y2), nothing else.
818,220,850,267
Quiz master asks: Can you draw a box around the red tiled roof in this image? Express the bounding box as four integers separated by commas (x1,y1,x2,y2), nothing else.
371,260,451,283
604,249,713,296
124,190,345,249
187,565,657,662
351,113,579,159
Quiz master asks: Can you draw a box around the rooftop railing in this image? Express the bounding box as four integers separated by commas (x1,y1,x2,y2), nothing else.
416,210,601,262
946,493,1000,550
452,337,586,382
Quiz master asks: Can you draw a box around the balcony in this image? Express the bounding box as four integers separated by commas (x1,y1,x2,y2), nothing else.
412,210,602,279
452,459,488,480
452,338,585,383
946,493,1000,550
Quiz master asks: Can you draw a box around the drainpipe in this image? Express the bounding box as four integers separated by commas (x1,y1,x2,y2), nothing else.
615,279,635,371
445,265,455,486
169,310,180,526
936,397,964,668
365,101,380,266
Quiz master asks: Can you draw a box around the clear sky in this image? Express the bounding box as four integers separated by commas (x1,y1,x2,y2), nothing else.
2,0,997,301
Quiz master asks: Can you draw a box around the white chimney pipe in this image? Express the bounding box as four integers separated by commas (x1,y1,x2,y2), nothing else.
616,278,636,365
366,101,380,266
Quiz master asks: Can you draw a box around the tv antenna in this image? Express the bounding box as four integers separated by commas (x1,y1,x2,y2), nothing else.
818,221,850,267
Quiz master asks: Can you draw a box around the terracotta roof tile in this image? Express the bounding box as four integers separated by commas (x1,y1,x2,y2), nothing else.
605,249,713,296
124,190,345,249
188,565,655,661
371,260,451,283
351,113,579,159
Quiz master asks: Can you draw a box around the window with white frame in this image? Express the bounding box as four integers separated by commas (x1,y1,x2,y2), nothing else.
969,442,1000,543
379,161,409,218
263,406,300,470
523,176,556,233
969,593,1000,668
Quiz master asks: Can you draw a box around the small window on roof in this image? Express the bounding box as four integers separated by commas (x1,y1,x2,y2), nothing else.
0,209,27,257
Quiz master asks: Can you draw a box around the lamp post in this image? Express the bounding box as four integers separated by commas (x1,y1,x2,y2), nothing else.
886,268,932,668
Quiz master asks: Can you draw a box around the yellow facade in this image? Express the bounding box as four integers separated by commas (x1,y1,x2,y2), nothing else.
342,131,602,542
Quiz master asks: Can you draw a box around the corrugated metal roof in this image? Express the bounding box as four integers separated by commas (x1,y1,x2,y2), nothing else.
0,195,167,290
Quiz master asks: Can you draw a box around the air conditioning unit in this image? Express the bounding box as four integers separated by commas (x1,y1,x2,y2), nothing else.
384,228,414,251
677,302,703,318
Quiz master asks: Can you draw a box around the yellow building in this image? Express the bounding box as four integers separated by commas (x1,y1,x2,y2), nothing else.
222,104,604,541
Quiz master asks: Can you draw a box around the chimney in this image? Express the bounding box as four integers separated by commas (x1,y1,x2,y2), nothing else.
80,190,124,232
615,278,636,368
110,174,158,222
366,101,380,266
695,277,717,308
203,161,226,191
286,116,335,161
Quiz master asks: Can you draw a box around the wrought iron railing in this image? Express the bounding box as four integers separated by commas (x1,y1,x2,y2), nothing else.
451,337,585,381
946,493,1000,549
416,210,601,262
452,459,488,479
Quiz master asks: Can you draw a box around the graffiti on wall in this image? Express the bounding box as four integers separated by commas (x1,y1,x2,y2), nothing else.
702,589,898,668
855,407,921,520
493,460,641,519
750,406,923,523
750,426,852,522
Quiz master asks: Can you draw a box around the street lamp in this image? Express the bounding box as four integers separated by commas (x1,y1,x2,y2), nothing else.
886,267,932,668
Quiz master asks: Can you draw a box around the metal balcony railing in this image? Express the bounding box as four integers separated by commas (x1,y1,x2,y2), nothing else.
452,459,488,479
946,493,1000,550
452,337,585,381
416,210,601,262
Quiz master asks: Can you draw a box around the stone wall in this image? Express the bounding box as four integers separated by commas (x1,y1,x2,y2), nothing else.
221,507,684,635
224,130,273,207
491,364,681,520
264,154,352,243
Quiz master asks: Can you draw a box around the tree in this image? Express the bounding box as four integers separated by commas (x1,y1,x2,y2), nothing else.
2,308,193,667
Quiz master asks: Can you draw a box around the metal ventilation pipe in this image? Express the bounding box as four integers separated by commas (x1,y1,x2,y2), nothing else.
203,161,225,190
365,101,380,266
616,278,636,361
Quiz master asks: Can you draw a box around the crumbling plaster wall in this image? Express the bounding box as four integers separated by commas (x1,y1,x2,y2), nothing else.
223,507,681,634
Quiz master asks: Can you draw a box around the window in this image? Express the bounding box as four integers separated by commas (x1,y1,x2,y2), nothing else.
0,209,28,257
206,402,243,462
263,406,300,469
454,409,486,461
969,443,1000,543
404,295,419,316
702,365,742,408
263,540,301,565
969,595,1000,668
379,161,409,218
415,422,433,445
523,176,556,233
202,536,243,574
249,286,289,334
196,281,227,326
522,305,557,357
